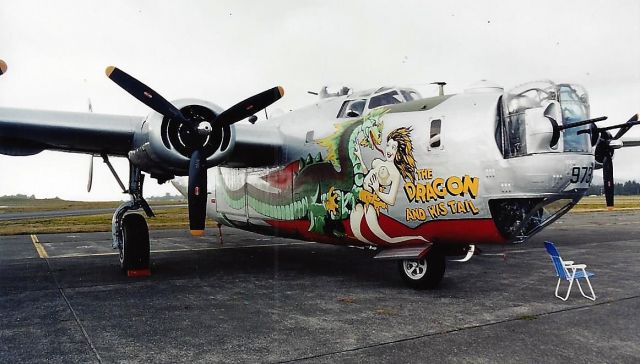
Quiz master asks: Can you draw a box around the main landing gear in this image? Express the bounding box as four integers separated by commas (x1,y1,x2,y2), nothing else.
398,250,446,289
107,160,154,272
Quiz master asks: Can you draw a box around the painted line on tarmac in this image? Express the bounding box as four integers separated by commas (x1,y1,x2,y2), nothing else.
45,241,315,259
30,234,49,258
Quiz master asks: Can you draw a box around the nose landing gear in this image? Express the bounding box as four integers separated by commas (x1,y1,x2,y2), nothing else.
398,251,446,289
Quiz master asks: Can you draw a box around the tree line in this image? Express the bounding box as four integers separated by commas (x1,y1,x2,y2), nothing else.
587,180,640,195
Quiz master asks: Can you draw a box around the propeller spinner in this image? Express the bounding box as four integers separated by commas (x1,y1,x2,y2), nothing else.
105,66,284,235
0,59,7,76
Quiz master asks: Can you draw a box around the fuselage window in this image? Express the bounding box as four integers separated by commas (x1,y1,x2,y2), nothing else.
429,119,442,149
337,99,366,118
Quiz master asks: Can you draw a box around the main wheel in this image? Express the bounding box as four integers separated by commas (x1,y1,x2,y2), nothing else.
398,251,446,289
119,213,150,271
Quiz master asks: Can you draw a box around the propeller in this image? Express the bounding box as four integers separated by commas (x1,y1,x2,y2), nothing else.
551,113,639,208
595,130,615,208
105,66,284,235
588,113,640,208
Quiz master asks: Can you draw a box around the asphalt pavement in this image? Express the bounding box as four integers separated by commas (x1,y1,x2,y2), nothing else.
1,210,639,363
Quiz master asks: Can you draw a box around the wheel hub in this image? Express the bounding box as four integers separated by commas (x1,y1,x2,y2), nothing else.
403,259,427,280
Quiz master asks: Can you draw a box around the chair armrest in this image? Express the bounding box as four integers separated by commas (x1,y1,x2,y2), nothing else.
563,260,575,266
568,264,586,269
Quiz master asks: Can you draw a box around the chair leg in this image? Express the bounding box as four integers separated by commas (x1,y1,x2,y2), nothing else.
555,278,573,301
576,275,596,301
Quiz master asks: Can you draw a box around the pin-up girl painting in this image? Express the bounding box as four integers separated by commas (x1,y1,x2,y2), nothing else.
350,126,428,244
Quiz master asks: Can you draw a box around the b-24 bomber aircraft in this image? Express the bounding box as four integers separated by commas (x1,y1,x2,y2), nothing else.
1,59,638,288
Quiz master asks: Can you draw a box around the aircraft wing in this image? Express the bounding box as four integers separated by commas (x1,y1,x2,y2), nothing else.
0,107,140,157
622,137,640,148
224,123,284,167
0,62,285,234
0,107,286,168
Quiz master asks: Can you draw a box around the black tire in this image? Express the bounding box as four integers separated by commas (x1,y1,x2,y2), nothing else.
398,251,446,289
119,213,150,271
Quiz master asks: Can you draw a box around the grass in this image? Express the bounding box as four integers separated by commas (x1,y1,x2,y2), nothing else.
573,195,640,211
0,196,185,214
0,207,189,235
516,315,538,321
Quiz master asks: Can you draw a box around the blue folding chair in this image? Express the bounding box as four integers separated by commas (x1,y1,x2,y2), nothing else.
544,241,596,301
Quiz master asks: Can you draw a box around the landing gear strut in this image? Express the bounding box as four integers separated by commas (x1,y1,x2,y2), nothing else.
110,162,154,271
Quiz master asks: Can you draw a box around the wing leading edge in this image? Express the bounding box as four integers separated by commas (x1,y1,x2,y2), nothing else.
0,107,141,156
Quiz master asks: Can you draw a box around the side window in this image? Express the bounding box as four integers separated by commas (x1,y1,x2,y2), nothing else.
337,99,366,118
429,119,442,150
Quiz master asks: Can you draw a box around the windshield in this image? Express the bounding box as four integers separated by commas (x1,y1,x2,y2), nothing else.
498,81,591,158
558,84,590,152
368,90,404,109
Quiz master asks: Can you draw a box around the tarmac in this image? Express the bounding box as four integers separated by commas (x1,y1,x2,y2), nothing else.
1,210,639,363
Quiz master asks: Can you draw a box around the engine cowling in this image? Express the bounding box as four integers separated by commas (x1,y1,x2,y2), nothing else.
128,98,235,180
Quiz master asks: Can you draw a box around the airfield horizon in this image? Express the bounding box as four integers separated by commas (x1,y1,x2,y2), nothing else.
0,195,639,236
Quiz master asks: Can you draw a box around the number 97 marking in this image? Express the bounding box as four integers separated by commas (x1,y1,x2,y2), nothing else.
570,165,593,184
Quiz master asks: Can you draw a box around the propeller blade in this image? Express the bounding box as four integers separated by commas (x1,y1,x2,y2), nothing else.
215,86,284,126
188,149,207,236
105,66,189,123
594,130,613,164
87,154,94,192
602,153,614,208
613,113,640,140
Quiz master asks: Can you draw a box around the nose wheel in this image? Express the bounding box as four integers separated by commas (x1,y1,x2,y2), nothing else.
398,251,446,289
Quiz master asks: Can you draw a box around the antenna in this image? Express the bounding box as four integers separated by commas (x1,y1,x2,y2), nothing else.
430,82,446,96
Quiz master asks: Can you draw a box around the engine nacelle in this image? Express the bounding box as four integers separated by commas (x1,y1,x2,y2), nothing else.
128,98,235,180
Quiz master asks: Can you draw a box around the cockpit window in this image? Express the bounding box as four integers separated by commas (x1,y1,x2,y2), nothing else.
400,90,421,102
337,99,366,118
497,81,591,158
368,90,404,109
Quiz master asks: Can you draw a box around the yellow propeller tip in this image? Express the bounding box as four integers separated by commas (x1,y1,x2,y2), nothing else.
0,59,7,75
190,230,205,237
105,66,115,77
277,86,285,97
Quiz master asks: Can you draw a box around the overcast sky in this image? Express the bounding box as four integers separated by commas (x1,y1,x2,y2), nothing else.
1,0,639,200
